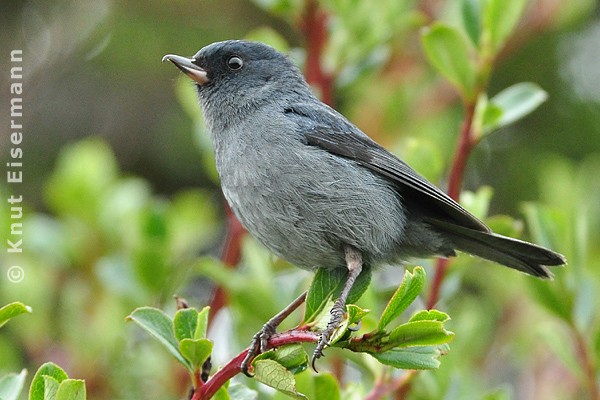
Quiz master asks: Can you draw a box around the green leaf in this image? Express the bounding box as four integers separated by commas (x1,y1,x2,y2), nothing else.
253,359,307,400
195,306,210,339
321,303,371,347
479,102,504,135
304,268,346,324
309,299,335,333
461,0,482,45
328,314,351,346
370,345,448,370
29,363,68,400
179,338,213,370
42,376,60,400
409,309,450,323
126,307,191,369
347,304,370,326
0,369,27,400
388,320,454,348
421,24,477,100
271,344,308,372
0,302,32,328
483,0,527,53
308,303,366,349
255,344,308,375
314,373,341,400
378,267,426,330
55,379,86,400
489,83,548,130
173,308,199,341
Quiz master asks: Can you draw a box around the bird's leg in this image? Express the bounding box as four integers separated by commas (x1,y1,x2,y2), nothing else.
241,291,307,376
311,245,363,371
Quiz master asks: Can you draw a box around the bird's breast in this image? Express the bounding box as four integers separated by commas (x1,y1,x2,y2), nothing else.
212,116,408,269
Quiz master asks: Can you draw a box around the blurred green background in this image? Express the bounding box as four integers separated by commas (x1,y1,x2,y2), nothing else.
1,0,599,399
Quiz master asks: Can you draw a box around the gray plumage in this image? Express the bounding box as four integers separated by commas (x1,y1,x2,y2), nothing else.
165,40,565,278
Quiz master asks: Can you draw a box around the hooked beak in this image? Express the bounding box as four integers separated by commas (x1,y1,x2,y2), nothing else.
162,54,209,85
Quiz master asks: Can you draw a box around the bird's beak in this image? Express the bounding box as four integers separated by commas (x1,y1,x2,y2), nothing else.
162,54,209,85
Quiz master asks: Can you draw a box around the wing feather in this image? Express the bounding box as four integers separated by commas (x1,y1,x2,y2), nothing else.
303,127,490,232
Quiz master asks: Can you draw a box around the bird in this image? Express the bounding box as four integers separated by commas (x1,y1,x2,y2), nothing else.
163,40,566,374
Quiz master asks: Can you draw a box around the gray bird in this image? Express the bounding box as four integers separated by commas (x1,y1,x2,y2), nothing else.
163,40,565,374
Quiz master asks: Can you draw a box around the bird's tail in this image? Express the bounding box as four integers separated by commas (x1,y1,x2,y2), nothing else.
428,219,566,278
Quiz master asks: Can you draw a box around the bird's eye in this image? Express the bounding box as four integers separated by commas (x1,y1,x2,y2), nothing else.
227,56,244,70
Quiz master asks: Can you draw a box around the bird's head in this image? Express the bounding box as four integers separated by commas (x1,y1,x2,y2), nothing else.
163,40,310,107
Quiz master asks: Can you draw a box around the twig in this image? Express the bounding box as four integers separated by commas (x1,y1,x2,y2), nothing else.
300,0,334,106
574,329,600,400
196,330,319,400
391,99,477,397
393,371,416,400
426,102,477,310
207,204,245,325
365,371,416,400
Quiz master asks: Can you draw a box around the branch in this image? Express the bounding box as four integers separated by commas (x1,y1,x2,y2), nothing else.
426,102,477,310
196,330,319,400
364,371,416,400
300,0,334,106
208,204,245,325
574,329,600,400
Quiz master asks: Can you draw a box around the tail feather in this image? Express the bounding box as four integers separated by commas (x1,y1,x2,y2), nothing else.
428,219,566,279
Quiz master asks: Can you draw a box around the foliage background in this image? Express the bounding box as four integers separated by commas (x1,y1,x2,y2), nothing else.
1,0,599,399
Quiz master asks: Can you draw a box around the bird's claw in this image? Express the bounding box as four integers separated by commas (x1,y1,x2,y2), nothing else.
310,301,346,372
241,324,277,377
310,333,329,372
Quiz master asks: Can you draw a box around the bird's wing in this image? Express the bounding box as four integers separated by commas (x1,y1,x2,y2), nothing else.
303,126,490,232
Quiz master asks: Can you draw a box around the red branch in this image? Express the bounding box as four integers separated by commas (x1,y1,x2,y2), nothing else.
194,330,319,400
574,330,600,400
300,0,334,106
364,371,416,400
208,204,245,325
426,102,477,310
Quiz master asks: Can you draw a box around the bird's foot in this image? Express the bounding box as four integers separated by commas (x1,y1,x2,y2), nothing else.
241,322,277,377
240,292,308,377
311,299,346,372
